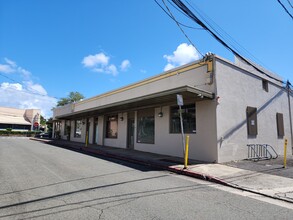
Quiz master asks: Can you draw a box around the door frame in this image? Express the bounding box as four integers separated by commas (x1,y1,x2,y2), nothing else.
127,112,135,150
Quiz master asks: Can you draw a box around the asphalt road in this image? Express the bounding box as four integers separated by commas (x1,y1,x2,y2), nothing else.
1,138,293,220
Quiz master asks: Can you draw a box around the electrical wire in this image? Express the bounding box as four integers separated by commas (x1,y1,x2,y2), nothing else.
0,72,59,99
278,0,293,19
154,0,203,30
287,0,293,8
160,0,204,57
185,0,268,69
169,0,285,84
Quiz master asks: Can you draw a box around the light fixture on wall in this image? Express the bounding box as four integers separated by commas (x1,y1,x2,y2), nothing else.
158,106,163,117
82,120,86,125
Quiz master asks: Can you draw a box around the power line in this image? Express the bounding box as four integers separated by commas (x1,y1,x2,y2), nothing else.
154,0,203,30
158,0,204,57
288,0,293,8
0,72,59,99
278,0,293,20
185,0,269,69
169,0,284,84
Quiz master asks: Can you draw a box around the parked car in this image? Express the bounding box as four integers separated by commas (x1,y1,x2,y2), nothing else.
35,132,49,138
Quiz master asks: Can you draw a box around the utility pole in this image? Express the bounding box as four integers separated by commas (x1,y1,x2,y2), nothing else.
287,80,293,154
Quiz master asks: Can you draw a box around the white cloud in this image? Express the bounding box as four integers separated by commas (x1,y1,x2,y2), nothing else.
107,64,118,76
0,64,15,73
82,52,130,77
82,53,109,68
164,63,175,71
0,58,57,118
4,58,17,67
25,81,48,95
120,60,131,71
1,82,22,90
0,58,31,77
163,43,200,71
0,82,57,118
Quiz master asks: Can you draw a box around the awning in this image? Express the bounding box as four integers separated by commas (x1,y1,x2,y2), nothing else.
0,115,31,125
56,85,214,120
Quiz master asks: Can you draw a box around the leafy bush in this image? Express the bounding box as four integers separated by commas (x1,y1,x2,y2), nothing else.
0,130,41,137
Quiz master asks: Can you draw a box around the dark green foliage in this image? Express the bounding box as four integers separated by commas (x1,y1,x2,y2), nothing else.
56,92,85,107
0,130,41,137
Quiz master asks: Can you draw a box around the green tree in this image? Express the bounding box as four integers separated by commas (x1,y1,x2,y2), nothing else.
57,92,85,107
40,115,47,126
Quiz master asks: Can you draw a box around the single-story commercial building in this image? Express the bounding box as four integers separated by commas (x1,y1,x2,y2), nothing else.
0,107,41,131
53,54,293,163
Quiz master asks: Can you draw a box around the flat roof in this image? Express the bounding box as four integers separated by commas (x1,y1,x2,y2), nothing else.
56,85,214,119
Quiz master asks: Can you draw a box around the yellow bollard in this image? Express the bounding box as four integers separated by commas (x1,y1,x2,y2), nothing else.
85,131,88,147
184,135,190,169
284,138,288,168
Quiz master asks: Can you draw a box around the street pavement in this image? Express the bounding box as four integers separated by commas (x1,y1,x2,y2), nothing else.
1,138,293,220
31,137,293,204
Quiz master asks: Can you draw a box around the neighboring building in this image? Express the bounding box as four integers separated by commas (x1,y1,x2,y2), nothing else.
53,54,293,163
0,107,41,131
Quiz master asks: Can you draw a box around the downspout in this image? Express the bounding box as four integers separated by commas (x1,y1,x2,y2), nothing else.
287,80,293,154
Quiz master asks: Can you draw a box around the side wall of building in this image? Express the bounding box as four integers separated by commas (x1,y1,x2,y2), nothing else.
215,58,292,162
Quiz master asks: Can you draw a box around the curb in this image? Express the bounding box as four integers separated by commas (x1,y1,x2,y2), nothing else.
30,138,293,204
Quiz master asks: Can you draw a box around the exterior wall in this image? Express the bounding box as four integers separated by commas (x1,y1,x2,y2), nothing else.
215,57,292,162
24,109,41,130
134,102,217,162
88,117,94,144
97,116,104,145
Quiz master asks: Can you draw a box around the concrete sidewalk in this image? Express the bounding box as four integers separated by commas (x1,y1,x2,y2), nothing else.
30,138,293,203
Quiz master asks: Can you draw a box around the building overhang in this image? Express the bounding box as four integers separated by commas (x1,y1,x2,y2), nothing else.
55,85,214,120
0,116,31,125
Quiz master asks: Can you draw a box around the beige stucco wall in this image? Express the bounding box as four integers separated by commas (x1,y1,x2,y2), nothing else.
215,57,292,162
134,102,217,163
88,117,94,144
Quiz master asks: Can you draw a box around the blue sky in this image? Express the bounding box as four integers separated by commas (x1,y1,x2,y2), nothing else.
0,0,292,118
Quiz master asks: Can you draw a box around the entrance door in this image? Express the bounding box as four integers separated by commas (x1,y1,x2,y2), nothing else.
127,112,135,149
93,118,99,144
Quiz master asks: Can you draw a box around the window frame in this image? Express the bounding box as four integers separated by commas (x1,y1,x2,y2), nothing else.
169,104,196,134
105,115,118,139
74,119,82,138
137,108,155,144
276,113,284,137
246,106,258,136
262,79,269,92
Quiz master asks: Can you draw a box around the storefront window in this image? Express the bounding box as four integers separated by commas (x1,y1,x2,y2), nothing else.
106,115,118,138
170,104,196,133
74,120,82,138
137,109,154,144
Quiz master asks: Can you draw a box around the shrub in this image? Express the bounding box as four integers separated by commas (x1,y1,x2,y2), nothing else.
0,130,41,137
